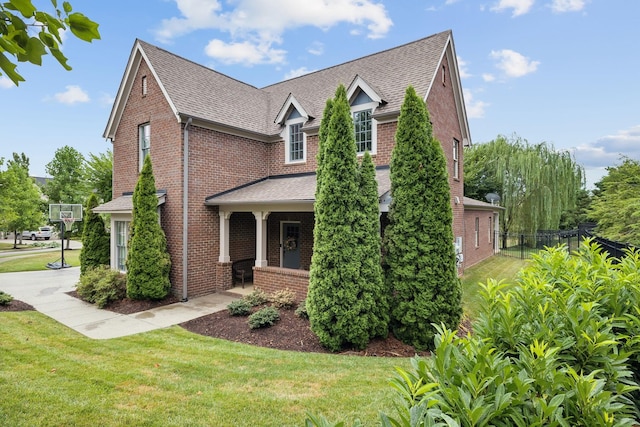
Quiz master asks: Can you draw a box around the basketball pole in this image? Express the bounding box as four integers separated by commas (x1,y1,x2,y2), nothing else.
60,220,65,268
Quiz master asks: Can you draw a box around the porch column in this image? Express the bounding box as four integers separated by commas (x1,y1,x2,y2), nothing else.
219,211,232,262
253,211,270,267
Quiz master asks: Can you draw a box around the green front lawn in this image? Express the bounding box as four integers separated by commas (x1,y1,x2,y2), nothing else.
0,312,403,426
0,250,80,273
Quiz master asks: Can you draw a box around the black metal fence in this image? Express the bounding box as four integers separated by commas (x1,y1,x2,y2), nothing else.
495,224,637,261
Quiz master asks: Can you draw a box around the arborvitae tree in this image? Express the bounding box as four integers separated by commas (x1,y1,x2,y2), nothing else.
354,151,389,338
80,192,110,274
126,155,171,300
383,86,462,350
307,85,386,351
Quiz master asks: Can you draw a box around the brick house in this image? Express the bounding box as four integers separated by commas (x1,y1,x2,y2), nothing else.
95,29,498,301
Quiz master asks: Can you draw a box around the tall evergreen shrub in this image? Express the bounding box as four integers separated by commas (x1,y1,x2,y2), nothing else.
383,86,462,350
126,155,171,300
307,85,387,351
80,192,110,274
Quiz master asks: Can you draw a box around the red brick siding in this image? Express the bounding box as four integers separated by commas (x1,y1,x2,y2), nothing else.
253,267,310,302
463,209,496,269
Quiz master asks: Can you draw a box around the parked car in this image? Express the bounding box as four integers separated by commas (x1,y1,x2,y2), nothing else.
22,227,53,241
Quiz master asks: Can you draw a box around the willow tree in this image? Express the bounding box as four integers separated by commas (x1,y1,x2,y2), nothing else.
464,134,584,235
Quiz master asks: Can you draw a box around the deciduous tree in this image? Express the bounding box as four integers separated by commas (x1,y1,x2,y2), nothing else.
85,149,113,203
0,0,100,85
464,134,584,235
0,154,43,247
126,155,171,300
589,157,640,245
383,86,461,350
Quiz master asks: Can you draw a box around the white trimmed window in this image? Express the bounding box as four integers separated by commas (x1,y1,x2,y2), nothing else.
474,217,480,247
453,138,460,180
285,109,306,164
142,75,147,96
139,123,150,171
115,220,130,272
351,90,377,155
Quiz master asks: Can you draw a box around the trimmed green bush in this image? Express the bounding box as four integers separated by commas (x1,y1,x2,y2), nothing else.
227,299,252,316
80,193,110,274
295,300,309,319
243,289,268,307
248,306,280,329
268,288,296,309
383,85,461,351
0,291,14,305
77,265,127,308
126,155,171,300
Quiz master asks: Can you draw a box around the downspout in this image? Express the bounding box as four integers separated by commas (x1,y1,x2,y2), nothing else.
182,117,192,302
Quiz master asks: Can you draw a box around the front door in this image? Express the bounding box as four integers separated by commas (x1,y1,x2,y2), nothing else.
281,222,301,269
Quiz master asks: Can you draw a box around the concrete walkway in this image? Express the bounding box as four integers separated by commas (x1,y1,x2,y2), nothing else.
0,267,250,339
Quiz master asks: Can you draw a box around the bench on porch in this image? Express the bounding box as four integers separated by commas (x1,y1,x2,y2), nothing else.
232,258,255,288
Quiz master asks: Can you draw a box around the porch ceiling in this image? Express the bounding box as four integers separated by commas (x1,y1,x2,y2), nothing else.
205,167,391,207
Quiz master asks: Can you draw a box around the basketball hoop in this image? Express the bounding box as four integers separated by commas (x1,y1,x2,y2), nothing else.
61,217,75,230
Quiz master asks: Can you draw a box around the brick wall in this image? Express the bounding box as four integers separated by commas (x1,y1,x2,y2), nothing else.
463,209,497,269
253,267,310,302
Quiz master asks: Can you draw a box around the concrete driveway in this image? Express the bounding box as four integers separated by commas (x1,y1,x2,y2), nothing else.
0,264,244,340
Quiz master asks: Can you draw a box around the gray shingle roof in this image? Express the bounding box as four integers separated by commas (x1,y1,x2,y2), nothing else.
463,197,504,210
136,30,451,137
92,192,166,214
206,168,390,205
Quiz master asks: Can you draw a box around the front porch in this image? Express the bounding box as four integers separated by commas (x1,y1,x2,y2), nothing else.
207,169,391,299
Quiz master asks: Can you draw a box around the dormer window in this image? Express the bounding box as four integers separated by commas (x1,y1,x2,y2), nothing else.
285,108,306,164
350,88,378,155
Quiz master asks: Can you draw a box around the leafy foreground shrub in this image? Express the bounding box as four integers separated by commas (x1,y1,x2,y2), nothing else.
0,291,14,305
227,299,252,316
269,288,296,309
243,289,268,307
77,265,127,308
248,306,280,329
307,241,640,426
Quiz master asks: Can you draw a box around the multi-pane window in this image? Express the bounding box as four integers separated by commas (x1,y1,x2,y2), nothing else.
453,138,460,179
139,123,150,170
353,109,372,153
474,217,479,247
115,221,129,271
289,122,304,162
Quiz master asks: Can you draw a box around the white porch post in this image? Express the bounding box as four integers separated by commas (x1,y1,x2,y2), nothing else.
253,211,270,267
219,211,231,262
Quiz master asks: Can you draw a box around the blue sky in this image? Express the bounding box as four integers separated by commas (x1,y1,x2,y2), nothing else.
1,0,638,189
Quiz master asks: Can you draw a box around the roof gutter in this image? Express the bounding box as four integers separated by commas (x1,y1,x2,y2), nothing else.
182,116,192,302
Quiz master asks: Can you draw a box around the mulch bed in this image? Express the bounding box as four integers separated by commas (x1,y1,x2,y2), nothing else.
0,300,35,312
9,291,476,358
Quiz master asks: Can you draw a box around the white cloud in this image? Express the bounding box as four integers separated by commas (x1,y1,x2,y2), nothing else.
204,39,286,65
550,0,586,13
99,92,116,106
308,41,324,56
284,67,316,80
482,73,496,82
457,56,471,79
0,76,14,89
571,125,640,169
54,85,90,104
491,0,535,16
156,0,392,65
463,89,489,119
490,49,540,78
